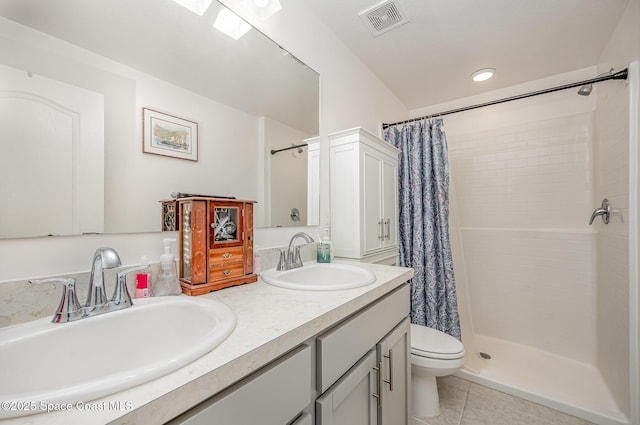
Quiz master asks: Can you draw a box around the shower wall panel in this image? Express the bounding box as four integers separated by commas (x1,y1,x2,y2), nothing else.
594,76,630,417
448,112,598,364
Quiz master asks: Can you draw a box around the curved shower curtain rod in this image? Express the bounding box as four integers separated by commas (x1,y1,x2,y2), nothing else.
381,68,629,130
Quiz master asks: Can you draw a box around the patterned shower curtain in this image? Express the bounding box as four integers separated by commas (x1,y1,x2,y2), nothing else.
385,119,461,340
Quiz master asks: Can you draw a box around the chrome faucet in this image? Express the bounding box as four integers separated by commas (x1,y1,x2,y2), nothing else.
86,247,122,313
277,232,314,271
30,247,147,323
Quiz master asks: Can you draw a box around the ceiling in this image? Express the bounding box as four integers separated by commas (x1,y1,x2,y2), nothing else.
303,0,631,110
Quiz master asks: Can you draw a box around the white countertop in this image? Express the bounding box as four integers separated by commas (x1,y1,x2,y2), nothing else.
3,261,412,425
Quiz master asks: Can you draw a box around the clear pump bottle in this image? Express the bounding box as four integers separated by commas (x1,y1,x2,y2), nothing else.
152,238,182,296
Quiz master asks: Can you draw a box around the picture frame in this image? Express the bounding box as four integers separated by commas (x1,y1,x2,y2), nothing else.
142,108,198,161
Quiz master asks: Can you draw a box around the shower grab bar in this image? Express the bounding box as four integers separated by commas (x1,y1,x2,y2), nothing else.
589,199,610,225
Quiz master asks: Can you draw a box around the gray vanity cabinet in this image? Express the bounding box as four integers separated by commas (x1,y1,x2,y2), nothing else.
168,344,311,425
168,284,410,425
316,284,411,425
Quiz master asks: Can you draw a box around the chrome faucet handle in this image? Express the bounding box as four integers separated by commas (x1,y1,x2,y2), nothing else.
589,198,611,225
110,265,147,310
291,246,304,269
276,249,287,271
29,277,84,323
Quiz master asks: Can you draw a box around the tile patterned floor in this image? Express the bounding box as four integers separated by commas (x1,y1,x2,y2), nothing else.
410,376,597,425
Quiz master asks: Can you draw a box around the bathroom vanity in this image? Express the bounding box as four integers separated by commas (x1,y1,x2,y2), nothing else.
170,281,410,425
3,261,412,425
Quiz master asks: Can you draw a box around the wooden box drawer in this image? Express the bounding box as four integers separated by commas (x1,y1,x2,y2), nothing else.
209,263,244,282
209,246,244,265
316,283,409,393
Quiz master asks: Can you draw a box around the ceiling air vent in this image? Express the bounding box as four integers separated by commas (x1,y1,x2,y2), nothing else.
359,0,409,36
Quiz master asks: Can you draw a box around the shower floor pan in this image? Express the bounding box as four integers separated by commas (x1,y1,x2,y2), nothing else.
456,334,628,425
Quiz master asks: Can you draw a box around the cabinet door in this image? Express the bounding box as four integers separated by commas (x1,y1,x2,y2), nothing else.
179,200,207,284
381,158,398,250
291,412,313,425
316,349,378,425
377,317,410,425
209,201,244,249
361,149,383,255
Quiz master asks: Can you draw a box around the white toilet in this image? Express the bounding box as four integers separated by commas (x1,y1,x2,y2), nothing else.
410,323,465,418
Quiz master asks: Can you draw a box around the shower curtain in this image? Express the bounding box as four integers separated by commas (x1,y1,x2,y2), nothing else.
385,119,461,340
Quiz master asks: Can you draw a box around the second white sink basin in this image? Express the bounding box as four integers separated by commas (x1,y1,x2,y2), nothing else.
0,296,236,418
262,262,376,290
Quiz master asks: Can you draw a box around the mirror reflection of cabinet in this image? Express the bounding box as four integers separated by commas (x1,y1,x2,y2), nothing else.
179,197,256,295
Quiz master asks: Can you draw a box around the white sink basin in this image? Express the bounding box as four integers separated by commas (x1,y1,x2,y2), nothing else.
0,296,236,418
261,262,376,290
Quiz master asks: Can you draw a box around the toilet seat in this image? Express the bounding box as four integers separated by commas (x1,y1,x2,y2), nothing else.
410,324,464,360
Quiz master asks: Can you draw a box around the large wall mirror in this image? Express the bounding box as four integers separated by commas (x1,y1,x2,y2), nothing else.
0,0,320,239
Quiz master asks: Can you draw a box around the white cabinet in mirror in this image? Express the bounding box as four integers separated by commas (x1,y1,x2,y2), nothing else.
0,0,319,239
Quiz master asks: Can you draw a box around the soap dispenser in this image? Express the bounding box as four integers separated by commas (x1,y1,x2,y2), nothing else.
317,228,334,263
152,238,182,296
323,227,334,261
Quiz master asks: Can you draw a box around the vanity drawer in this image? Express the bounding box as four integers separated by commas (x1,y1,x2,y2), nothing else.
316,283,409,393
169,344,311,425
208,263,245,282
209,246,244,265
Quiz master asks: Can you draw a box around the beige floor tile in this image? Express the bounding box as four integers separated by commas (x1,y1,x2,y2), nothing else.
412,376,470,425
460,383,596,425
409,375,596,425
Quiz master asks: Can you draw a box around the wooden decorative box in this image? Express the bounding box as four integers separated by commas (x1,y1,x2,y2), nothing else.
178,197,257,295
160,200,179,231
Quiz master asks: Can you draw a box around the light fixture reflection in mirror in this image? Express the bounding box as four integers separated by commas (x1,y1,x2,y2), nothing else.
244,0,282,18
173,0,213,16
0,0,319,239
214,7,252,39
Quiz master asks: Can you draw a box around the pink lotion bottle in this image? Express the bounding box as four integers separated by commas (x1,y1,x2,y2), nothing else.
135,273,150,298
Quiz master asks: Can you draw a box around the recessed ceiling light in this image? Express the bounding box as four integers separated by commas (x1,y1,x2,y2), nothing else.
471,68,495,82
172,0,213,16
214,7,251,40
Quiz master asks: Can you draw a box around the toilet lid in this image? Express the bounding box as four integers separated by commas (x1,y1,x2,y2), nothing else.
410,324,464,360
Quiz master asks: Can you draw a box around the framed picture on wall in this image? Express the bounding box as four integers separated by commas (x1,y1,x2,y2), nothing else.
142,108,198,161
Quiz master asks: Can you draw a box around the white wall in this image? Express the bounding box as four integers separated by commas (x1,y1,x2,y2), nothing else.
0,4,407,285
114,76,260,233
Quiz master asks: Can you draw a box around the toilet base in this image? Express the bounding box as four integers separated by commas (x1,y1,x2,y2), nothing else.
411,364,440,418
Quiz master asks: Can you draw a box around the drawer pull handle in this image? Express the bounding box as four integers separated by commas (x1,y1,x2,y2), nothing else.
371,361,382,406
223,269,232,276
222,252,232,259
378,220,384,240
384,349,393,391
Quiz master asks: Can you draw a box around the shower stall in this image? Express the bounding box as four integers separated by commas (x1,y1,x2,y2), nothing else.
423,65,639,425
